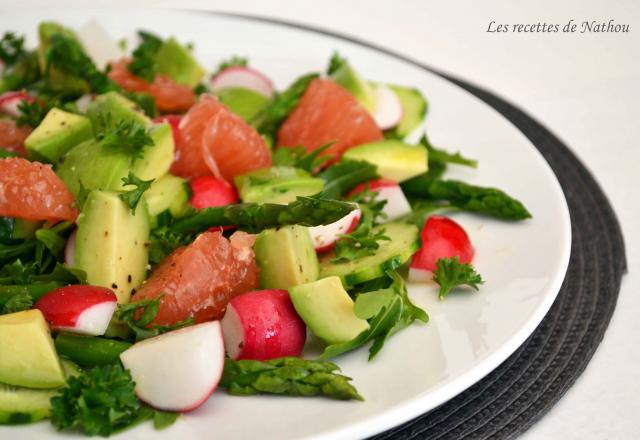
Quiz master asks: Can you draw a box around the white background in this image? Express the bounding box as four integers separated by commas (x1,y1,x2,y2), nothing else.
5,0,640,438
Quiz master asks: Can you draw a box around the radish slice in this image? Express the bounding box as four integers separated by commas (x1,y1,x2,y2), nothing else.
190,175,238,209
120,321,225,412
64,229,77,267
348,179,412,221
308,208,361,253
75,94,94,114
34,285,117,336
210,66,274,98
221,290,306,360
408,267,433,283
411,215,474,274
0,91,35,118
372,85,403,130
76,20,122,70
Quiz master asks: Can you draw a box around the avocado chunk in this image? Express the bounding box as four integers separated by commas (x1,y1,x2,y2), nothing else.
385,85,428,139
0,359,80,425
144,173,190,224
216,87,269,121
25,108,93,163
254,225,319,289
87,92,151,131
289,276,369,345
155,38,205,87
37,22,89,94
343,140,428,182
74,190,150,303
57,121,174,197
0,310,65,389
330,61,376,112
235,166,324,204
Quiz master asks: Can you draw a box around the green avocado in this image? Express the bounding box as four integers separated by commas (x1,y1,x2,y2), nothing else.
343,140,428,182
330,61,376,112
37,22,89,94
87,92,151,131
254,225,319,290
155,38,205,87
288,276,369,345
0,359,80,425
235,166,324,204
0,310,65,389
131,123,175,181
25,108,94,164
144,173,190,225
385,85,428,139
74,190,150,304
216,87,269,121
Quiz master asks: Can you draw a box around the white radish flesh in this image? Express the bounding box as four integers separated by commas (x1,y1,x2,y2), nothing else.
372,85,403,130
308,208,361,253
210,66,274,98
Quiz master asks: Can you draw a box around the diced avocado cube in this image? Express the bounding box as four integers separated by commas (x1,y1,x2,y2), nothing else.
216,87,269,121
74,190,150,303
155,38,205,87
144,173,190,223
131,122,175,181
289,276,369,345
235,166,324,205
386,85,428,139
254,225,319,290
343,140,428,182
87,92,151,131
25,108,94,163
330,61,376,112
0,309,65,389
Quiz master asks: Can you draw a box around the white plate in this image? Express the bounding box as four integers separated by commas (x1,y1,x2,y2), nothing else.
1,9,571,440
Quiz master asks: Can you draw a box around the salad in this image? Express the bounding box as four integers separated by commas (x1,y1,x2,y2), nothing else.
0,21,531,436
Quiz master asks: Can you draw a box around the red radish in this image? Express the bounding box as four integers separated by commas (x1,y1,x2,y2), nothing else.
210,66,274,98
153,114,181,145
75,94,94,114
34,285,117,336
410,215,474,280
221,289,306,361
189,175,239,209
120,321,225,411
64,229,77,267
348,178,412,221
371,85,403,130
0,91,35,118
308,208,361,253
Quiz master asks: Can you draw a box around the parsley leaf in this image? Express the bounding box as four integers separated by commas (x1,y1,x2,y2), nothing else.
116,295,193,341
16,99,48,128
119,172,154,214
214,55,248,75
0,32,26,65
272,142,333,172
326,52,347,75
96,117,154,160
128,31,163,82
1,291,32,314
432,256,483,300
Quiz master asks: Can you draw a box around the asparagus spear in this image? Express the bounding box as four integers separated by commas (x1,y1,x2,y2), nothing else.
54,333,132,367
220,357,363,401
170,196,357,234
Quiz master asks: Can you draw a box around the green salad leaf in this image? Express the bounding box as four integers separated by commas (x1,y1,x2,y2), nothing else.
214,55,248,75
115,295,193,341
128,31,163,82
0,32,26,65
433,256,484,300
96,117,154,160
319,159,379,199
119,172,154,215
16,98,49,128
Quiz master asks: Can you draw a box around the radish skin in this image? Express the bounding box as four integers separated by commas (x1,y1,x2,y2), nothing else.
210,66,274,98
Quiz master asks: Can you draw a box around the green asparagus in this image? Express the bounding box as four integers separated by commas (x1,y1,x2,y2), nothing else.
54,333,132,367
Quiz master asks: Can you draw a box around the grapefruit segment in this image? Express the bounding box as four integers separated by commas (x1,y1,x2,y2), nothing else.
277,78,383,158
0,119,32,157
0,157,77,222
131,230,259,326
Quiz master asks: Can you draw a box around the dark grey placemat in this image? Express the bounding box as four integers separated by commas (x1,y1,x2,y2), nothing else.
211,11,627,439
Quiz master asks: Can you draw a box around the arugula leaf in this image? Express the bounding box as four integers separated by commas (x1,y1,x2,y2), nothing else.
119,172,154,215
214,55,248,75
433,256,483,300
0,32,26,65
421,134,477,168
326,52,347,75
115,295,193,341
128,31,163,82
272,142,333,172
96,117,154,160
319,159,379,199
321,270,427,360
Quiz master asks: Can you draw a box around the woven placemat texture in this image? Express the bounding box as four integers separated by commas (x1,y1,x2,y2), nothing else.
370,76,627,439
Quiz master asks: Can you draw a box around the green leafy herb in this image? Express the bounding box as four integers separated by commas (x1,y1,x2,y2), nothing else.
152,410,179,430
128,31,163,82
50,364,141,436
214,55,248,75
16,99,48,128
116,295,193,341
193,82,209,95
322,270,428,360
421,134,477,168
220,357,362,401
272,142,333,172
433,256,483,300
96,117,154,160
319,159,379,199
119,172,154,214
1,290,32,314
326,52,347,75
122,91,158,118
0,32,26,65
252,72,319,140
148,226,195,265
44,33,114,93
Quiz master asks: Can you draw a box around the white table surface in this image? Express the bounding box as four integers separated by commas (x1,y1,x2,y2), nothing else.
7,0,640,438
